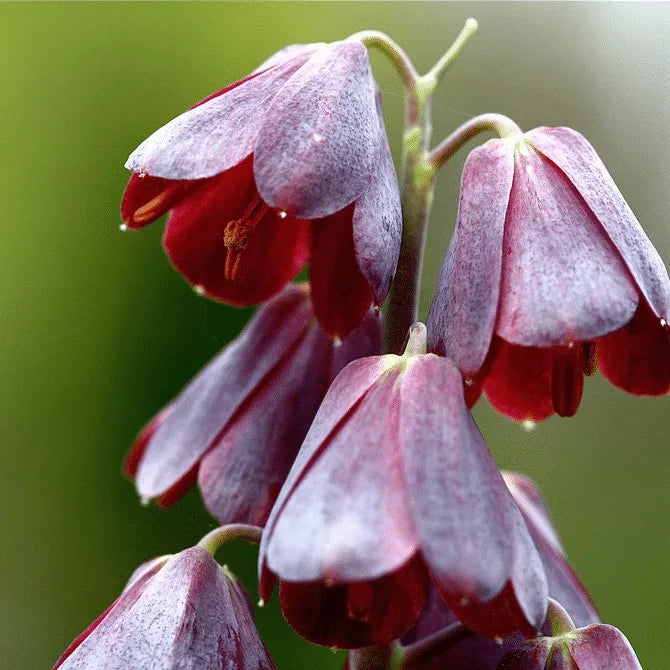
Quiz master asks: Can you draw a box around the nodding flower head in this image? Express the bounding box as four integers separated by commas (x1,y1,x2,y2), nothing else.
428,126,669,421
54,546,275,670
121,40,401,338
125,283,381,526
259,325,548,648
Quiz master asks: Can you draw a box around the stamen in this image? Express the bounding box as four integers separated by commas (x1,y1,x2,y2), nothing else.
223,195,270,282
551,344,585,417
133,192,170,224
582,341,598,376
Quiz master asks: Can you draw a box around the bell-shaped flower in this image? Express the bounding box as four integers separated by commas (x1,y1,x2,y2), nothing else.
54,546,275,669
398,472,598,669
259,324,548,649
428,126,670,421
125,283,381,526
497,600,641,670
121,40,401,338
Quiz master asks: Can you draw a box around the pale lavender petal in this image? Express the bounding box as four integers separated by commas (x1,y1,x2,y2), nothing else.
198,325,332,525
352,103,402,304
260,354,395,549
135,284,312,500
59,547,275,670
253,43,325,73
497,148,638,346
265,369,417,582
427,140,514,375
504,472,599,628
125,55,310,180
567,625,642,670
528,126,670,320
399,354,517,600
254,40,381,219
122,555,170,593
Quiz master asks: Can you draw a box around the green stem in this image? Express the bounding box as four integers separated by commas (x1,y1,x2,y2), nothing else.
424,18,479,91
348,645,403,670
429,113,522,169
197,523,263,556
383,119,435,354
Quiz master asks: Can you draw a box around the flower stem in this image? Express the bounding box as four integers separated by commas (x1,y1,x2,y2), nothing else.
382,19,479,354
424,19,479,90
348,645,403,670
399,622,472,668
197,523,263,556
350,31,421,127
430,113,522,169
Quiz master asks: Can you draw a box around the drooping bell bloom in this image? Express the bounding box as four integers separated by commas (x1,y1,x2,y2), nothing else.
398,472,598,670
125,283,381,526
121,40,401,338
54,546,275,670
497,622,641,670
428,126,670,421
259,324,548,649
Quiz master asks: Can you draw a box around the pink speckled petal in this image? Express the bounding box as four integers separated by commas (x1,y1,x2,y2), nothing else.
527,126,670,321
134,284,312,501
254,40,381,219
125,54,310,180
497,147,638,347
56,547,275,670
427,139,514,375
352,99,402,304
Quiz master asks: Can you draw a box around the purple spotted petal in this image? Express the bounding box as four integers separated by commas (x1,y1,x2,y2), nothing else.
497,146,638,346
527,126,670,320
427,139,514,374
352,100,402,304
125,54,311,180
264,367,417,582
135,284,312,501
56,547,275,670
400,355,546,623
254,40,381,219
567,625,642,670
504,473,599,628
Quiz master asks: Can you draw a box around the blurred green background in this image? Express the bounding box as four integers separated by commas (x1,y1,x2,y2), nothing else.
2,2,668,668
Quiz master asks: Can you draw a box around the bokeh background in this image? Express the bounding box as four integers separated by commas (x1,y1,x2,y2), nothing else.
2,2,668,668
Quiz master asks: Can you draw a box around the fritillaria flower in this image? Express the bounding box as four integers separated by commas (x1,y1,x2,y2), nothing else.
259,325,548,649
399,472,598,670
125,283,381,526
497,603,641,670
121,40,401,338
428,126,670,420
54,546,274,670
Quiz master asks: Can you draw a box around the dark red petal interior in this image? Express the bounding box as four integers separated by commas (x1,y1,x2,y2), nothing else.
121,173,202,229
278,554,428,649
597,300,670,396
445,581,541,640
481,337,554,422
310,205,374,338
163,155,309,305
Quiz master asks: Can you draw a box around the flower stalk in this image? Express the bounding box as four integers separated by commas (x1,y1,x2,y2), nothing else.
197,523,263,556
